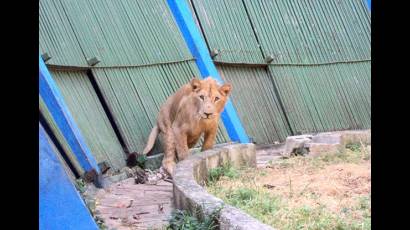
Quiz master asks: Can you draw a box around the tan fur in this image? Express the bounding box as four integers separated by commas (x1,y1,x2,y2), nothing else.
143,77,232,176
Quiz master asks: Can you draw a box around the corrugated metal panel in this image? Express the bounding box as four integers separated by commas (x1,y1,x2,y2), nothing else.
243,0,371,64
190,0,264,64
190,0,371,138
249,0,372,132
44,70,127,171
268,61,371,134
218,65,292,143
92,61,230,154
40,96,85,176
40,0,193,67
39,0,87,66
187,0,210,52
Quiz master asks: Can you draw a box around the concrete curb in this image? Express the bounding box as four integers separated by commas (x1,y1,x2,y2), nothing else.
173,143,275,230
283,129,371,157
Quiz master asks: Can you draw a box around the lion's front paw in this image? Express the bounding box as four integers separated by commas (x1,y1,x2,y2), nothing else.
162,161,176,178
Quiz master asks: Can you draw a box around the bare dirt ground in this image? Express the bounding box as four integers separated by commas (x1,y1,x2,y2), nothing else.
260,154,370,215
207,144,371,229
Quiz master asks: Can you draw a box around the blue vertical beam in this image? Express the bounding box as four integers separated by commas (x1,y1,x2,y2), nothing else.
39,56,100,175
40,123,99,230
167,0,250,143
366,0,371,10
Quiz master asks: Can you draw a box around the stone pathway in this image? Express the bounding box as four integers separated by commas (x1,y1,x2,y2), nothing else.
94,178,173,230
92,143,284,229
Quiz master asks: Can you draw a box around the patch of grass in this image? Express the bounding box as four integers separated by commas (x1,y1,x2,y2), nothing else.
346,142,362,152
355,194,371,226
208,185,283,227
210,183,370,230
259,171,267,177
358,195,371,210
75,178,86,194
207,162,239,184
94,216,108,230
136,154,147,168
231,188,255,204
317,145,369,165
167,208,219,230
272,143,370,170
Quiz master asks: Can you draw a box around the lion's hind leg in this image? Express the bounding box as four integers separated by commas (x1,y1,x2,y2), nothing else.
160,130,177,177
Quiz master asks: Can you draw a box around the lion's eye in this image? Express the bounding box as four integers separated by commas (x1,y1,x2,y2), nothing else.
215,97,220,102
199,95,205,100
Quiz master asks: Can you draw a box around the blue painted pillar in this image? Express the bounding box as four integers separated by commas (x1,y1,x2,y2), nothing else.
39,56,102,185
40,123,99,230
366,0,371,10
167,0,250,143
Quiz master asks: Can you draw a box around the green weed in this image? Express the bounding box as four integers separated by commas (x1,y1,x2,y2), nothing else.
207,162,239,184
167,208,219,230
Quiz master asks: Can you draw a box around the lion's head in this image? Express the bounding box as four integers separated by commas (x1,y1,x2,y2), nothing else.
190,77,232,119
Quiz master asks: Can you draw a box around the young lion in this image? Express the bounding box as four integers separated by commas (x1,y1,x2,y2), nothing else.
142,77,232,176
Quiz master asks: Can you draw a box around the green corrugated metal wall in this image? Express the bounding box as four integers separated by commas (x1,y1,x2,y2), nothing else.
218,65,292,143
247,0,371,133
190,0,263,63
39,0,231,173
40,0,193,66
244,0,370,64
40,70,127,171
268,62,370,134
39,0,87,66
190,0,370,143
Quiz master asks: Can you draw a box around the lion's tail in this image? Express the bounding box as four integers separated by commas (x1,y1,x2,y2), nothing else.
143,125,159,155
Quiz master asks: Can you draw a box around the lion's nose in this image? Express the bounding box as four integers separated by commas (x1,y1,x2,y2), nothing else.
204,112,213,118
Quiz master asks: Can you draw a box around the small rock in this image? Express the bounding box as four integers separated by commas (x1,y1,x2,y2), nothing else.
282,135,313,157
126,199,134,208
120,167,134,177
158,204,164,213
263,184,275,189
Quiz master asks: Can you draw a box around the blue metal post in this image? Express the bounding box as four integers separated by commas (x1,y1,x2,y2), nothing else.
366,0,371,10
39,56,101,176
39,123,99,230
167,0,250,143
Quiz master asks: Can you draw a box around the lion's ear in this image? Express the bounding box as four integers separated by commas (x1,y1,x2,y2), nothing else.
219,83,232,96
190,78,201,92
